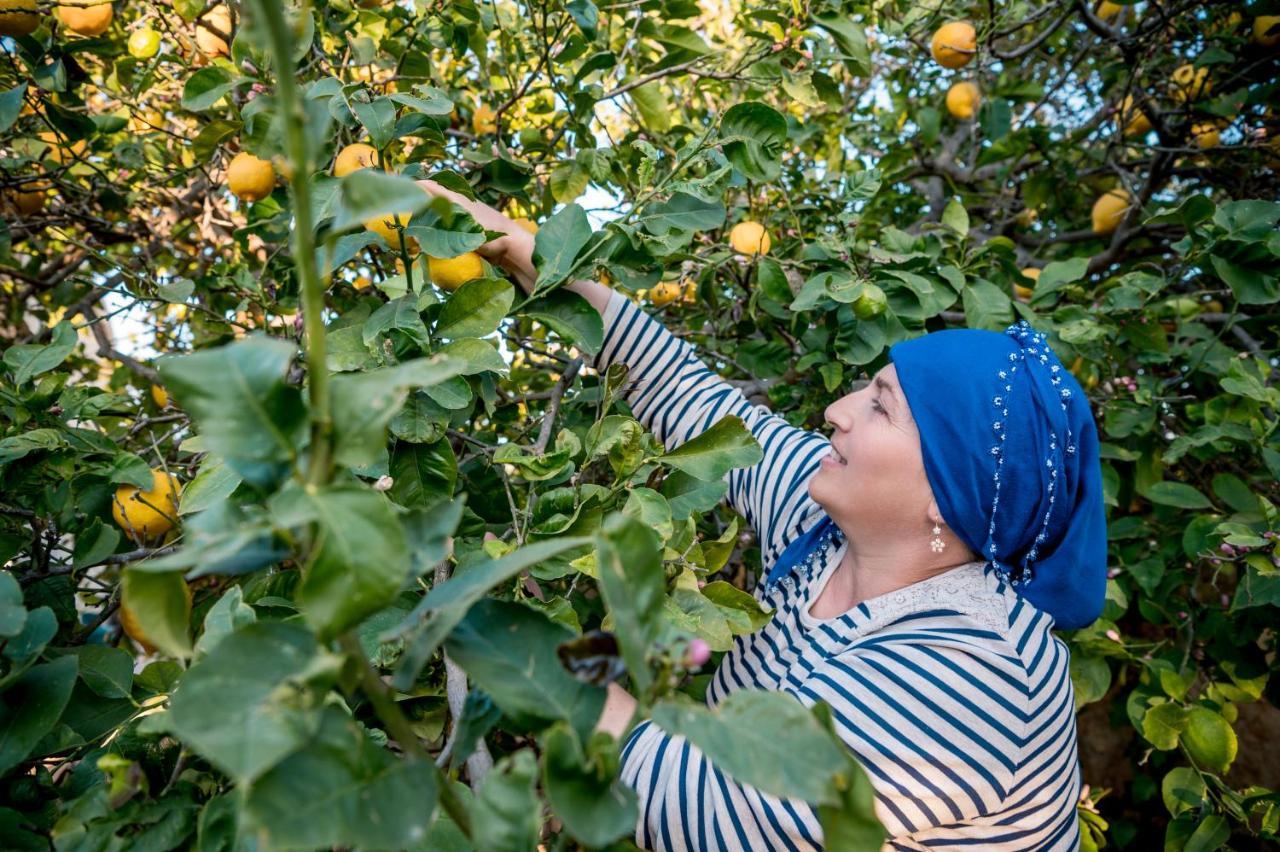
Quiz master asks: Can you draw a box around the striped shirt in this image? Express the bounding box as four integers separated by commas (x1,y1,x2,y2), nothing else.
585,291,1084,851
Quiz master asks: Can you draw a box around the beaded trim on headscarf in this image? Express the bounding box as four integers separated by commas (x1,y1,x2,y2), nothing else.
983,320,1078,588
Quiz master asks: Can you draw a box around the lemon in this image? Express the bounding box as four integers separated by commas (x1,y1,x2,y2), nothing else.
945,81,981,120
150,385,169,408
513,217,539,234
729,221,771,255
226,152,275,202
1016,268,1040,301
112,469,182,543
1095,1,1122,20
428,252,485,291
1254,16,1280,47
852,283,888,319
930,21,976,69
352,275,372,290
4,185,46,216
333,142,379,177
57,1,112,36
365,211,419,254
649,281,683,307
0,0,40,37
1116,94,1151,138
472,104,498,135
1190,122,1220,149
39,131,88,165
128,26,160,58
682,278,697,303
1091,187,1131,235
1170,64,1211,103
1014,208,1038,228
195,4,232,57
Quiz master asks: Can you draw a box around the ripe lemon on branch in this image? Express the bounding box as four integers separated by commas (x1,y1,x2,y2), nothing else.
56,1,113,36
333,143,379,177
227,152,276,202
1170,64,1211,102
1116,95,1152,137
112,469,181,543
945,82,981,120
120,578,192,655
0,0,41,37
729,221,771,255
365,211,419,254
648,281,684,307
428,252,484,290
128,26,161,59
1091,187,1132,235
930,21,977,69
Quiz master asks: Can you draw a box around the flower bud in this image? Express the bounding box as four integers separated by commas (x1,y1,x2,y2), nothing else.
684,638,711,668
1219,543,1235,557
373,475,393,492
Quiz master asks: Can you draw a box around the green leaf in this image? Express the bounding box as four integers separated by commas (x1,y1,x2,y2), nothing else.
1184,814,1230,852
812,703,886,850
660,415,763,481
519,288,604,356
193,586,257,662
941,199,969,235
388,439,458,508
541,723,637,847
178,458,242,516
157,335,305,483
629,82,672,133
1161,766,1206,817
812,13,871,76
438,338,509,375
1210,252,1278,305
168,622,321,783
1140,701,1186,750
1069,655,1111,710
182,67,246,111
64,646,133,699
3,321,77,385
471,750,541,852
269,484,410,637
720,102,788,182
444,598,606,740
639,192,726,235
1142,481,1213,510
650,689,851,804
1212,200,1280,242
1030,257,1090,303
550,160,590,204
0,83,27,134
436,277,514,339
2,607,56,668
244,706,438,850
330,355,467,468
333,169,433,232
595,514,664,695
0,657,77,776
348,94,398,149
533,203,593,291
961,278,1013,330
1181,706,1237,774
122,568,193,658
0,570,25,638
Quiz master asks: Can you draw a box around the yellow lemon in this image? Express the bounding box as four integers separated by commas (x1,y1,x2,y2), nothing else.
649,281,683,307
0,0,40,37
128,26,160,59
1014,208,1038,228
365,211,419,254
682,278,697,303
226,152,275,202
4,184,46,216
472,104,498,135
1096,1,1122,20
428,252,485,291
39,131,88,165
1254,16,1280,47
1091,187,1132,235
1016,268,1040,301
1190,122,1220,149
945,81,981,120
57,1,112,36
513,217,538,234
1116,94,1151,137
930,21,977,69
333,142,379,177
1170,64,1211,102
112,469,181,543
729,221,771,255
195,4,232,57
150,385,169,408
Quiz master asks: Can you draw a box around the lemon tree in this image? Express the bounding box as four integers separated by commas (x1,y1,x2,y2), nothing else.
2,0,1279,849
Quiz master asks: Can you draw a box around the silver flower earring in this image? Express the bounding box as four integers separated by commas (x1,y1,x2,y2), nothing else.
930,523,945,553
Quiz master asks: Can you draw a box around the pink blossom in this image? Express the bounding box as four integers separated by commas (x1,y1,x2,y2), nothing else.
1105,629,1121,643
684,638,711,668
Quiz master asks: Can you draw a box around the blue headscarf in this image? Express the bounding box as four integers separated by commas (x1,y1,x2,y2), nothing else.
766,320,1107,631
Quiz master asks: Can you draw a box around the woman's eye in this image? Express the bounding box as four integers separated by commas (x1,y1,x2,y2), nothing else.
872,398,887,415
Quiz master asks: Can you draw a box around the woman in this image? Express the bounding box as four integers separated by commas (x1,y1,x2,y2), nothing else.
419,181,1107,851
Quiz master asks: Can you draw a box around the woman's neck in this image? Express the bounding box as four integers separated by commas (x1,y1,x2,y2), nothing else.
821,528,979,613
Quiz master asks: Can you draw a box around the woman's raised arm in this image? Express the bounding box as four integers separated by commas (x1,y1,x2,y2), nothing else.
418,180,830,572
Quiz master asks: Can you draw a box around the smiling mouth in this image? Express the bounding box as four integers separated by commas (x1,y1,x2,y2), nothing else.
826,446,848,466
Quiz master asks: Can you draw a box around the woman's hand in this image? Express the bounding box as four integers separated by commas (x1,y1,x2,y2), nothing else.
417,179,537,291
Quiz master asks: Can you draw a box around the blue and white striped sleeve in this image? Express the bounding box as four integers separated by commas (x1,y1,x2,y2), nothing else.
619,634,1033,850
584,289,831,567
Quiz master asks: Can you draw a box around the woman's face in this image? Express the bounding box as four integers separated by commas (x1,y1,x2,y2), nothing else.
807,364,936,535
